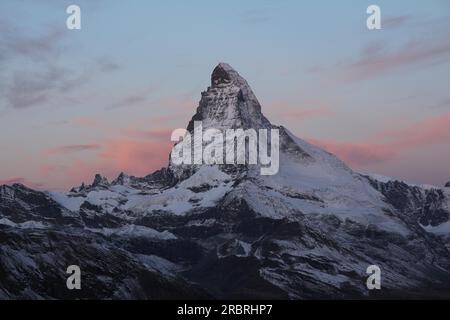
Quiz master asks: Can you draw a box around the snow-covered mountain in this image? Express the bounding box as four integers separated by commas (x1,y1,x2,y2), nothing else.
1,63,450,299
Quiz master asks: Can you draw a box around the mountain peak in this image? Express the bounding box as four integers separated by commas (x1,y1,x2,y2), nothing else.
92,174,109,187
113,172,130,185
211,63,242,85
187,63,271,131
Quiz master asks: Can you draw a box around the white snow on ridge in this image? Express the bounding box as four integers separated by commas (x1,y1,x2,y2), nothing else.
86,225,177,240
364,173,398,184
50,187,143,215
136,254,181,275
126,166,232,215
48,192,85,212
421,221,450,235
49,166,233,217
362,173,440,190
0,218,47,229
179,166,230,189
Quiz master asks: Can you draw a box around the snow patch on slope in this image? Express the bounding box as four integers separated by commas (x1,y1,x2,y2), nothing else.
86,225,177,239
127,166,232,215
48,192,85,212
421,221,450,235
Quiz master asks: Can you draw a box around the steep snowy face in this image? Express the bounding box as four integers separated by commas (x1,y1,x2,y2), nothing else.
187,63,272,131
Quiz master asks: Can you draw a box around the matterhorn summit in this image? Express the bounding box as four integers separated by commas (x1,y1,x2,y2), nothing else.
1,63,450,299
187,63,271,131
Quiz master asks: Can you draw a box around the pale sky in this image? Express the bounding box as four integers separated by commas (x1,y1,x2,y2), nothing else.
1,0,450,190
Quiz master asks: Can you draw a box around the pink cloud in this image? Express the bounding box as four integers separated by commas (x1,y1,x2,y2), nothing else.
39,121,182,189
309,34,450,82
307,139,397,166
0,176,26,185
42,131,174,189
39,164,67,176
72,117,99,128
97,138,172,176
382,112,450,148
46,144,101,155
308,111,450,167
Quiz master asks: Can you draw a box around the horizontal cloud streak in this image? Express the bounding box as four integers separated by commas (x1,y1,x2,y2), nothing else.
308,112,450,167
308,139,397,166
0,18,120,111
347,40,450,80
47,144,102,155
0,176,26,185
383,15,411,29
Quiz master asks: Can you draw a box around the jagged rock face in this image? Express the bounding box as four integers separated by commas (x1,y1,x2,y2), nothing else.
171,63,312,182
187,63,271,132
92,174,109,188
367,178,450,227
0,184,80,226
1,63,450,299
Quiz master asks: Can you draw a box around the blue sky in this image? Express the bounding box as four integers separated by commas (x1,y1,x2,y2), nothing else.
1,0,450,190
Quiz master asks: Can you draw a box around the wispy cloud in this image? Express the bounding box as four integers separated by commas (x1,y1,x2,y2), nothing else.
0,176,27,185
159,96,196,110
429,98,450,110
39,164,68,176
0,18,65,63
307,14,450,83
47,144,102,155
383,15,411,29
41,124,176,189
97,138,172,175
107,94,150,110
96,56,121,73
48,138,172,189
0,18,121,111
308,111,450,167
6,65,89,109
0,19,84,110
